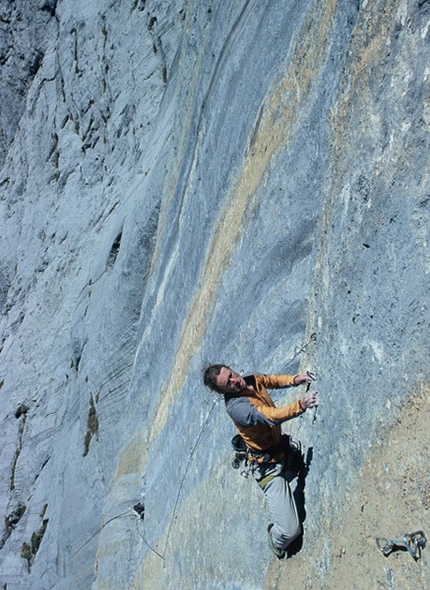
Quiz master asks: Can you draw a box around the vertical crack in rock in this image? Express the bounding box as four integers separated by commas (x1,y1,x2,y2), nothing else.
1,503,26,550
106,230,123,271
20,503,49,572
83,393,99,456
10,404,29,491
1,405,29,548
0,269,11,313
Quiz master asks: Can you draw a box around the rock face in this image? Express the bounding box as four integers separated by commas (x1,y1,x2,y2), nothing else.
0,1,429,589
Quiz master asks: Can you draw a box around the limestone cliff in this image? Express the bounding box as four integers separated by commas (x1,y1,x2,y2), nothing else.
0,1,428,589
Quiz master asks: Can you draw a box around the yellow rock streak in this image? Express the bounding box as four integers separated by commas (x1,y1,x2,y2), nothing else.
149,0,339,444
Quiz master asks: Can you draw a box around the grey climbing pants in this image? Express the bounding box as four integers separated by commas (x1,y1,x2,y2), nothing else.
251,460,301,550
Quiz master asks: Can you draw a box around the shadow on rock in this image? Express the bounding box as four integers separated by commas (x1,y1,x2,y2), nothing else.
287,446,313,558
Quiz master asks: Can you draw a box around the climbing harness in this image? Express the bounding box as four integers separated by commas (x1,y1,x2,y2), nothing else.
376,531,426,560
230,433,303,487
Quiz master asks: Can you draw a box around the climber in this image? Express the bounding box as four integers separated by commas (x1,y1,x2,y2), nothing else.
202,364,319,559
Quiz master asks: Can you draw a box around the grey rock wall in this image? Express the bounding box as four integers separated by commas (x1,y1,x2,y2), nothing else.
0,0,57,168
0,1,428,589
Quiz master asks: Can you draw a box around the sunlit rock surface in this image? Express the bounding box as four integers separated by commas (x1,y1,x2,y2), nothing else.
0,1,428,589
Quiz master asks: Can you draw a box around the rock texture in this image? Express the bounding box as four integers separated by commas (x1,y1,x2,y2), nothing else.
0,1,429,589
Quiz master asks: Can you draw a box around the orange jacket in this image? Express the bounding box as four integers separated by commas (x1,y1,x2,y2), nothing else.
224,374,304,462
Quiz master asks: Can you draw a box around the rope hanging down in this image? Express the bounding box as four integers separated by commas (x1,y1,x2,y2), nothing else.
161,397,220,559
71,511,131,559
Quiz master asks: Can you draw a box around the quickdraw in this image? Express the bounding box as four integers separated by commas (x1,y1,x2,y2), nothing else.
376,531,426,560
231,434,251,478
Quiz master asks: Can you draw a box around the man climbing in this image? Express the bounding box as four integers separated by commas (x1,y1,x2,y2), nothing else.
202,364,319,559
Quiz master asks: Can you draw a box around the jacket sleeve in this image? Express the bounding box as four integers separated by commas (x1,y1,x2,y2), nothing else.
225,397,275,427
257,373,297,389
250,399,304,424
226,396,304,427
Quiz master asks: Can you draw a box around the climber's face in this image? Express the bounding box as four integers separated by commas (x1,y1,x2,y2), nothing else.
215,367,247,394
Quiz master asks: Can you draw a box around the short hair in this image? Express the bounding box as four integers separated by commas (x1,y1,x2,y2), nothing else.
202,364,230,393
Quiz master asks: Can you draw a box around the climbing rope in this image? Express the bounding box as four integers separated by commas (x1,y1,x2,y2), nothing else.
71,506,164,561
277,333,316,374
70,510,130,558
161,396,221,559
131,505,165,560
